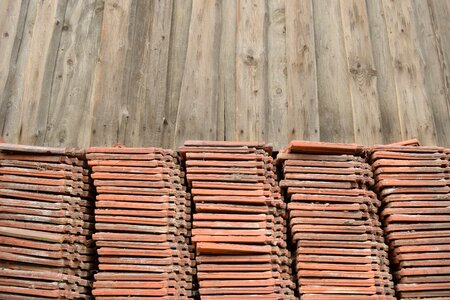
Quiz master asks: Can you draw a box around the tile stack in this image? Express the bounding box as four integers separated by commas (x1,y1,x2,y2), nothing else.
86,146,194,299
0,143,95,299
180,140,295,300
371,142,450,299
278,141,396,300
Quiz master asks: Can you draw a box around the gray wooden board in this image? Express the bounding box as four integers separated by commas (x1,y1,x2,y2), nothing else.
1,0,449,149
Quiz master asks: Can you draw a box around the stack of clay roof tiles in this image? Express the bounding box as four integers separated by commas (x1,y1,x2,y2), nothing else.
277,141,396,300
370,139,450,299
0,143,95,299
86,146,194,299
180,140,295,300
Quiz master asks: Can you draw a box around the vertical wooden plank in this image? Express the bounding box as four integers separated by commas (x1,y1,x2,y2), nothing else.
285,0,319,143
162,0,193,149
428,0,450,95
267,0,287,149
340,0,382,145
89,0,134,146
0,0,23,97
427,0,450,147
428,0,450,93
214,0,225,142
120,0,173,147
365,0,403,143
314,0,354,143
17,0,68,145
43,0,104,147
114,0,153,147
173,0,221,146
0,0,32,142
382,0,437,145
141,0,173,147
219,0,237,142
411,0,450,147
235,0,268,142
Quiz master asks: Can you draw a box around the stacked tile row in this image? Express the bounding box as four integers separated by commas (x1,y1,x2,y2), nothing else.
371,143,450,299
0,144,95,299
86,147,194,299
278,141,396,300
180,140,295,300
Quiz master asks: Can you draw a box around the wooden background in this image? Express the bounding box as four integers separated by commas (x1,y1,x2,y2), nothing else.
1,0,449,150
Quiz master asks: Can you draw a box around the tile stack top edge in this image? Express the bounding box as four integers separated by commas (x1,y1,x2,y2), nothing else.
0,143,84,157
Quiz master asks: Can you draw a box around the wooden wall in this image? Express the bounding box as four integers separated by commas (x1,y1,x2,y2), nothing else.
1,0,449,150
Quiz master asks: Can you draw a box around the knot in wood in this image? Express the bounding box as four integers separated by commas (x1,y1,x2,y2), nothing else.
244,54,257,66
349,61,377,79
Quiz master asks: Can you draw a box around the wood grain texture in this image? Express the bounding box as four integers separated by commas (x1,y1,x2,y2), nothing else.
44,0,104,147
89,0,133,146
340,0,382,145
427,0,450,145
174,0,220,146
365,0,402,144
267,0,287,150
162,0,192,148
235,0,268,142
0,0,23,98
430,0,450,93
1,0,449,149
219,0,237,142
0,0,32,142
382,0,437,145
285,0,319,143
412,0,450,146
16,0,68,145
120,0,173,147
314,0,354,143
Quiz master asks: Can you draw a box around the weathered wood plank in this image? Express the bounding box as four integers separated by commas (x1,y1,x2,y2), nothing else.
1,0,449,149
428,0,450,94
428,0,450,86
0,0,32,142
120,0,173,147
412,0,450,147
173,0,220,146
219,0,237,142
162,0,193,149
115,0,154,147
17,0,68,145
141,0,173,147
382,0,437,145
340,0,382,145
267,0,287,149
428,0,450,147
365,0,402,144
314,0,354,143
235,0,268,142
89,0,134,146
0,0,23,98
285,0,319,142
44,0,104,147
215,0,225,142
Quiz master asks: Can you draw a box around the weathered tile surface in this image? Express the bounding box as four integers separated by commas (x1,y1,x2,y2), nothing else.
371,142,450,299
181,140,295,299
87,146,194,299
278,140,396,299
0,143,95,299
